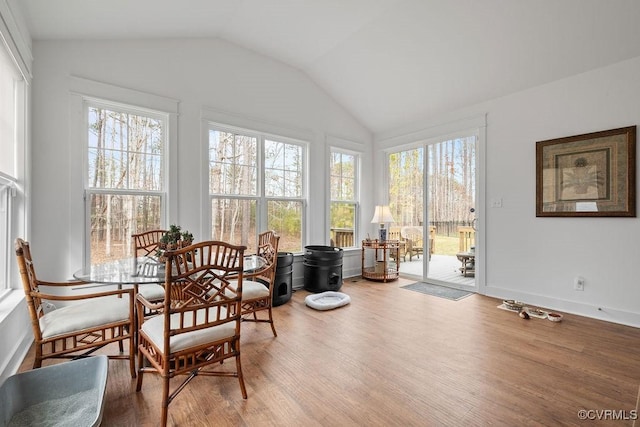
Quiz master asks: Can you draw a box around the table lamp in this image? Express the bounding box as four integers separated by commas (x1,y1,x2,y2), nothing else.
370,205,395,241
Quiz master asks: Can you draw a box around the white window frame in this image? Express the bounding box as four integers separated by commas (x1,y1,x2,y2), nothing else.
0,179,16,298
69,78,179,270
329,147,360,249
207,122,308,254
81,98,170,266
378,114,486,290
0,39,26,299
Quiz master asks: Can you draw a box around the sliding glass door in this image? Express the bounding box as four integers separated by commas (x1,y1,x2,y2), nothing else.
425,135,476,287
388,147,426,276
388,134,477,289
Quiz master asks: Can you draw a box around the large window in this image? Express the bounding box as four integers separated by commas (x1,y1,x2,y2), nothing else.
329,149,359,248
85,102,167,264
209,126,306,254
0,42,24,296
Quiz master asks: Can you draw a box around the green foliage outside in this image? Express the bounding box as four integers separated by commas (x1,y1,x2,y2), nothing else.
433,234,459,256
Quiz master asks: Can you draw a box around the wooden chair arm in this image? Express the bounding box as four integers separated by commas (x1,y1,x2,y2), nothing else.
36,279,90,287
136,293,164,312
32,287,134,302
243,266,270,281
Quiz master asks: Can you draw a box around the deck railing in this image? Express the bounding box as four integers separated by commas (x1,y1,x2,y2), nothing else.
330,228,355,247
457,226,475,252
329,222,475,253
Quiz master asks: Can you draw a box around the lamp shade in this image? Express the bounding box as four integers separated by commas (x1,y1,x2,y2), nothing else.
370,205,395,224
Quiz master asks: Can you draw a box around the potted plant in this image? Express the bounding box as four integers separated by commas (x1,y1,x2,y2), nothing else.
181,231,193,247
157,224,193,261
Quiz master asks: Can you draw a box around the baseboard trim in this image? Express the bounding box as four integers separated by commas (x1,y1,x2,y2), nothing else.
483,286,640,328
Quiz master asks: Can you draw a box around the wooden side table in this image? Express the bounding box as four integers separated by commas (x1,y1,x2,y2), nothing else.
362,239,400,282
456,251,475,277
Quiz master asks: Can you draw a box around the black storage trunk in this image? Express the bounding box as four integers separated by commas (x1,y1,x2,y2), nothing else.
273,252,293,306
303,246,343,292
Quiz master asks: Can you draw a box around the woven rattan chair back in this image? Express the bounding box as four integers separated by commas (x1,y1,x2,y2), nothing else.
132,229,167,257
135,240,248,427
240,230,280,336
131,229,169,312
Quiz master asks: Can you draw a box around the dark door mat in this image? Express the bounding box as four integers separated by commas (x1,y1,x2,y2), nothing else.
401,282,473,301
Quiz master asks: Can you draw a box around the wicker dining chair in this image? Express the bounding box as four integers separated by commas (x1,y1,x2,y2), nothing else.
135,240,248,427
237,230,280,336
15,238,136,378
131,229,167,306
132,229,167,257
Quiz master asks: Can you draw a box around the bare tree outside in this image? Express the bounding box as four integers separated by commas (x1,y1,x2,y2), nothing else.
265,140,303,252
389,137,476,255
329,151,357,247
88,106,164,263
210,131,258,251
389,148,424,226
209,130,305,254
427,137,476,236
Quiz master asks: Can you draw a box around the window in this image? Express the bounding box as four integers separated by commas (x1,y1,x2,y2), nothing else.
0,41,23,296
209,127,306,254
329,150,359,248
0,181,14,296
85,101,167,264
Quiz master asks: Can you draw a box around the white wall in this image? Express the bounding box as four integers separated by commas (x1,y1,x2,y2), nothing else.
29,38,372,282
484,56,640,326
376,55,640,327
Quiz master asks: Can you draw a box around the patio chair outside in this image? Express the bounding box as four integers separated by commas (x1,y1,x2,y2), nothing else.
402,226,424,261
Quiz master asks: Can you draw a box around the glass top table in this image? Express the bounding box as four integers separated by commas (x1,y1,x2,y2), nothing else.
73,255,266,286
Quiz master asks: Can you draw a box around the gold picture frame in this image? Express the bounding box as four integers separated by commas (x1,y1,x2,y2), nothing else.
536,126,636,217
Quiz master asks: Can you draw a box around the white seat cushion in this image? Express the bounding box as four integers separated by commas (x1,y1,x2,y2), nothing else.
141,307,236,353
226,280,269,300
137,284,165,301
242,280,270,300
40,297,130,339
305,291,351,311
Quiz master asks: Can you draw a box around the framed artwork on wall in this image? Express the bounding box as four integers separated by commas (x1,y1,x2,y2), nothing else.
536,126,636,217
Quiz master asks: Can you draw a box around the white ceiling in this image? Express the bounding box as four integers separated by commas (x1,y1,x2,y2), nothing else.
15,0,640,134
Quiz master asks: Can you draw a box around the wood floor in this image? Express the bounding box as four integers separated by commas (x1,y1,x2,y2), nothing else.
18,276,640,426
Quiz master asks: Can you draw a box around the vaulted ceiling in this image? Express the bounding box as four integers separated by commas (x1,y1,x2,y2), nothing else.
16,0,640,134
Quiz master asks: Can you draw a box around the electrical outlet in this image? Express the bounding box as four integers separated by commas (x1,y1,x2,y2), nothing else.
574,276,585,291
